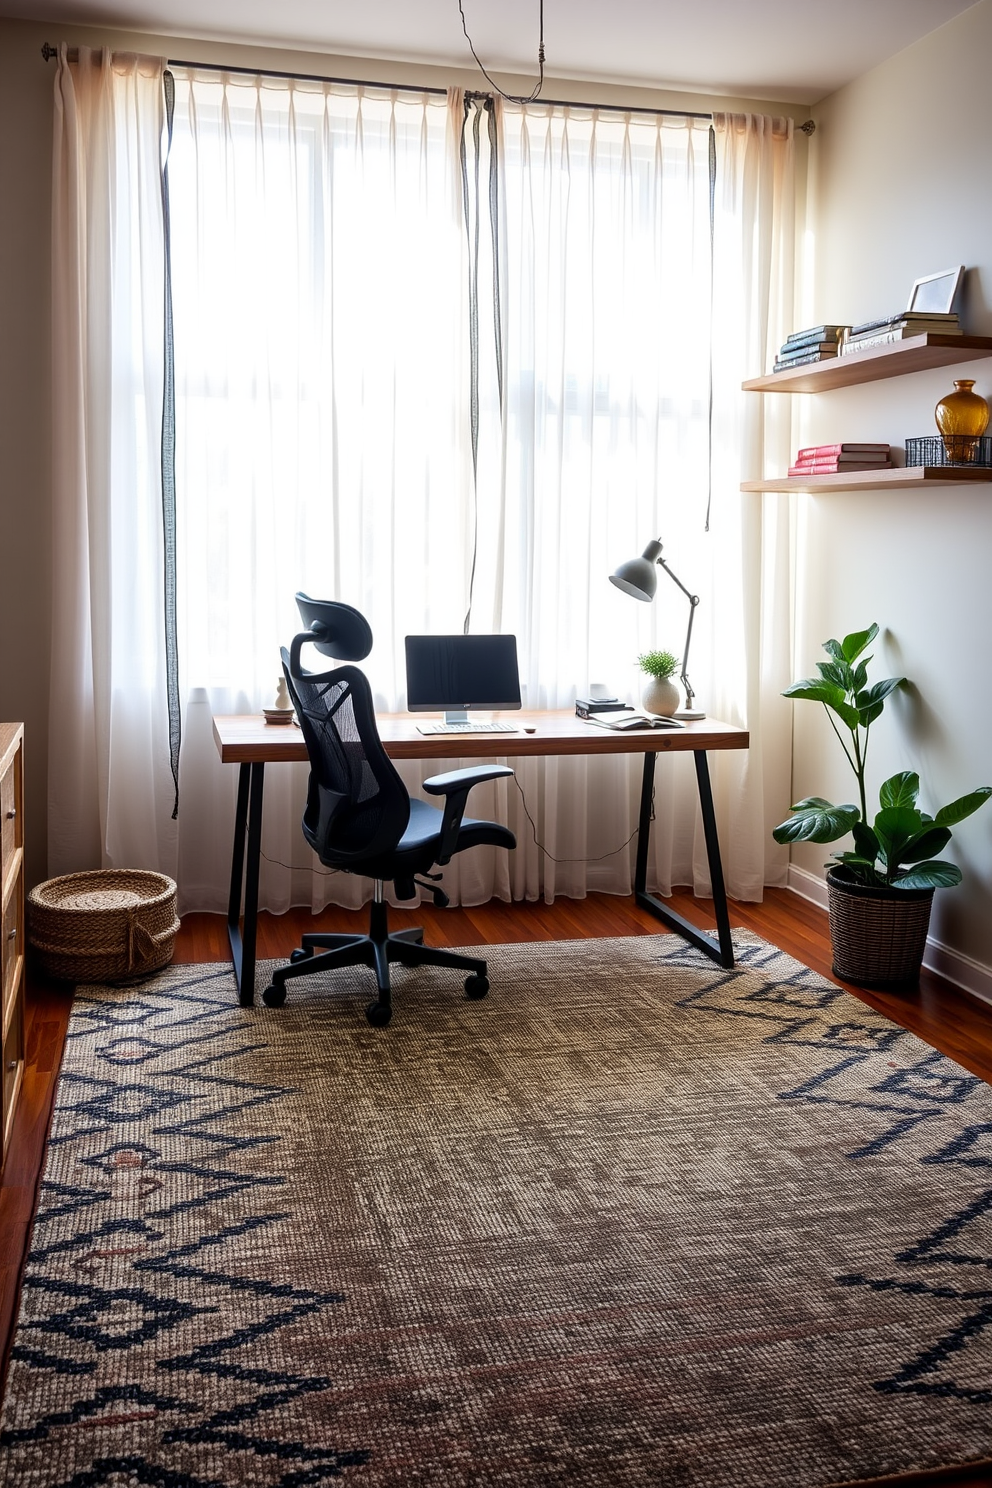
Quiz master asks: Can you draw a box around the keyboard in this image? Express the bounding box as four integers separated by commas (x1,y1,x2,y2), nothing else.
417,720,520,735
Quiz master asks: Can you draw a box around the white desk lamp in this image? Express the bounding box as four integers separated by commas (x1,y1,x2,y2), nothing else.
610,539,706,720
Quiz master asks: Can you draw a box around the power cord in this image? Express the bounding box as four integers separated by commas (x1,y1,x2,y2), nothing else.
508,775,648,864
247,774,651,875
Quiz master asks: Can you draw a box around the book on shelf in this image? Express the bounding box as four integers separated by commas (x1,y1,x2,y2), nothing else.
581,710,685,731
850,311,960,336
796,443,890,458
772,348,838,372
781,324,849,351
792,451,891,467
844,324,963,355
788,460,894,476
776,340,841,360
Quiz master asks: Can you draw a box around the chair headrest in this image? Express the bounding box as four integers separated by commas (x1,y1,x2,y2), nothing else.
293,593,373,662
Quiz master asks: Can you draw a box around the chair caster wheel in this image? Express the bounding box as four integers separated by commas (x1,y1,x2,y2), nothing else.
464,974,489,999
290,947,313,964
365,1001,392,1028
262,983,287,1007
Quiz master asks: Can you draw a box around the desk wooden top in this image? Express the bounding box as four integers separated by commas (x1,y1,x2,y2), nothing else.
213,710,749,765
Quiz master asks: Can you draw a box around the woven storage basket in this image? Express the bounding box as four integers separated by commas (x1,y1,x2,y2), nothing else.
826,866,934,990
28,869,179,983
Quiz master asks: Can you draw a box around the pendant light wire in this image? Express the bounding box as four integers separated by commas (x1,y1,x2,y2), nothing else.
457,0,546,103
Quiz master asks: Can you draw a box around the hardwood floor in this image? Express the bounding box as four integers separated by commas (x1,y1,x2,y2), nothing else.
2,886,990,1485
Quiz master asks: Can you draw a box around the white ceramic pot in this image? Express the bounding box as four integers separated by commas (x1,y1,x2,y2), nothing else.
642,676,680,717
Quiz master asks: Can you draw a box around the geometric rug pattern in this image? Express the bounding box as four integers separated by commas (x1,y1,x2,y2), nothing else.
1,931,990,1486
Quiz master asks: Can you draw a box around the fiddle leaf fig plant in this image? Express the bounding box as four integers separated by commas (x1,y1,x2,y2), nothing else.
773,623,992,890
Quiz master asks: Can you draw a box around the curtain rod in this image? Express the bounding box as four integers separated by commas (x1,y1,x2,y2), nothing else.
40,45,720,122
41,44,815,131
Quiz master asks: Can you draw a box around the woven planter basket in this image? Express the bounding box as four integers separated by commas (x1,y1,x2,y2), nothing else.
826,866,934,990
27,869,179,984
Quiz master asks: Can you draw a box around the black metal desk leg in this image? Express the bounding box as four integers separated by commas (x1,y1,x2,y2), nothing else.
226,760,265,1006
693,751,735,968
633,749,735,969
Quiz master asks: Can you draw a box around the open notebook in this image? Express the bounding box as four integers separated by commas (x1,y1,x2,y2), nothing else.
582,710,685,731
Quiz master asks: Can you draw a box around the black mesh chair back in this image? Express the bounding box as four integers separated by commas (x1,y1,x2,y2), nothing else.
284,656,409,870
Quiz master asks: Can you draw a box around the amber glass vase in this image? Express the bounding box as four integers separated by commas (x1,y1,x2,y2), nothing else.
934,379,990,464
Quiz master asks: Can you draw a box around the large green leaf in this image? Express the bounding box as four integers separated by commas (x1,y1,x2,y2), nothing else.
852,820,880,861
898,825,952,864
830,699,861,730
894,860,963,889
857,677,904,710
782,679,845,706
873,806,925,868
817,660,852,691
841,624,878,662
851,660,869,693
934,786,992,827
823,638,845,662
782,680,859,730
772,798,860,845
879,771,920,811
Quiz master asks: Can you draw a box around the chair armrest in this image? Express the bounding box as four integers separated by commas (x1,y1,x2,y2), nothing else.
422,764,514,865
422,764,514,796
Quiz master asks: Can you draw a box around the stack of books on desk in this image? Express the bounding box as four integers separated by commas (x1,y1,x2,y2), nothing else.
788,443,893,476
772,323,850,372
840,311,961,354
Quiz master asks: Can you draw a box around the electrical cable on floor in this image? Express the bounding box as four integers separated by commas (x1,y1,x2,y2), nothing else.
248,775,652,875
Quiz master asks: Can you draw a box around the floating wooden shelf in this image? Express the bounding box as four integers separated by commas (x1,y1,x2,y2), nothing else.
742,334,992,394
742,465,992,494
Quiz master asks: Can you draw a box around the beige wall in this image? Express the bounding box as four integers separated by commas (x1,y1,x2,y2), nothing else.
0,13,809,891
794,0,992,972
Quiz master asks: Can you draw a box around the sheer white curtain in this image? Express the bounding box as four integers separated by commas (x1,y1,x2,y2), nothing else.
708,113,796,896
470,103,720,901
470,103,796,903
49,47,176,878
167,73,492,913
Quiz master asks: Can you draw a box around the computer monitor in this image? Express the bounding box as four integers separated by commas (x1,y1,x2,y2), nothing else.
405,634,522,724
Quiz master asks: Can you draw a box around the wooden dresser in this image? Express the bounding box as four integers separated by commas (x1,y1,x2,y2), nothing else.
0,724,24,1168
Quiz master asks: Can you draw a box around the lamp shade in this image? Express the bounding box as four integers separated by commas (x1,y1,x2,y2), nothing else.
609,540,664,602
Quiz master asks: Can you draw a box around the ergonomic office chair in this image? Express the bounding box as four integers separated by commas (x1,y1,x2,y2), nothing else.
262,594,516,1027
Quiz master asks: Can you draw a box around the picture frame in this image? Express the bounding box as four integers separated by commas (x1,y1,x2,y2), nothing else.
906,266,964,315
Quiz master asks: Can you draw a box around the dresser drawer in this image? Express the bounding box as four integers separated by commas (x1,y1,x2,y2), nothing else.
2,989,23,1154
0,745,21,868
2,862,22,1021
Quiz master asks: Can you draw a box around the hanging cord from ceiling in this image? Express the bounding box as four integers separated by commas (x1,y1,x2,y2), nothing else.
457,0,546,104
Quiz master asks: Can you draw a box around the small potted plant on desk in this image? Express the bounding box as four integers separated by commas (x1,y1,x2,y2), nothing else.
637,648,680,717
773,623,991,990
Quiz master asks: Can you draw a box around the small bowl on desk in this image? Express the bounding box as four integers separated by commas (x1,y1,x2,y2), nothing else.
262,707,296,726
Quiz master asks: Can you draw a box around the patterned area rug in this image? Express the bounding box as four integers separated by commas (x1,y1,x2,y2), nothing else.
2,932,991,1487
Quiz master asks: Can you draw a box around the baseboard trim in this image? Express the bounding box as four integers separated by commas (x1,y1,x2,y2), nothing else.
786,865,992,1009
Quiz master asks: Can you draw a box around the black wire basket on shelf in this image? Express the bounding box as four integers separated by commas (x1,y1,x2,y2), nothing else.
905,434,992,468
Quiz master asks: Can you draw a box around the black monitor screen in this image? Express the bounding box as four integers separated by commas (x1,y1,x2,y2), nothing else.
405,634,522,712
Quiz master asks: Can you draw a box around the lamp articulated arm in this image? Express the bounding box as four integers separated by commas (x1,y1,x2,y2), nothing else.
654,553,700,711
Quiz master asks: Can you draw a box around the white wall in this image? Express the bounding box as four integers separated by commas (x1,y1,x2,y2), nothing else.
794,0,992,983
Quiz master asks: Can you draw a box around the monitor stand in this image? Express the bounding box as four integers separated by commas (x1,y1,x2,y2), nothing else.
443,710,469,725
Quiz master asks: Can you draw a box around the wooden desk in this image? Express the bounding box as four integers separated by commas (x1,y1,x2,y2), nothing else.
213,710,749,1004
